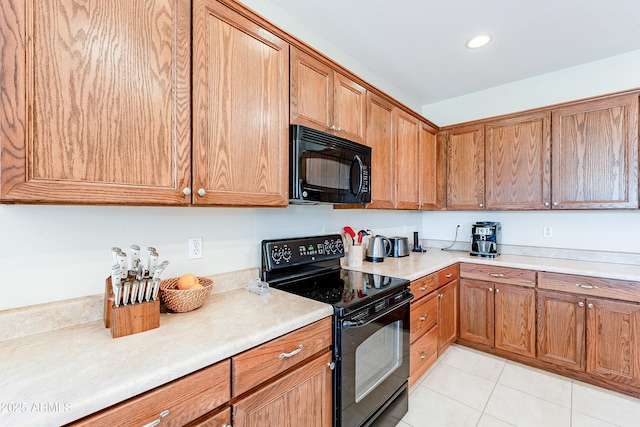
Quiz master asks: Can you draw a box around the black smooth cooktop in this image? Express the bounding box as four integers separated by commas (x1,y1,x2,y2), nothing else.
269,267,409,317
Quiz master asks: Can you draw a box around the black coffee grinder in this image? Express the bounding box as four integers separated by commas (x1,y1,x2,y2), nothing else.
471,222,501,258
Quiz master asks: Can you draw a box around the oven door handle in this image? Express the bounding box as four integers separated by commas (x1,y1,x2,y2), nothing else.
342,296,411,329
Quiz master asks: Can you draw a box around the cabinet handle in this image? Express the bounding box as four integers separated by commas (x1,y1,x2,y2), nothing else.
487,273,504,278
578,302,584,307
576,283,599,289
142,410,170,427
182,187,192,196
420,352,429,360
488,288,493,292
588,303,594,309
445,273,453,278
419,286,429,291
419,314,429,321
279,344,303,359
197,188,206,197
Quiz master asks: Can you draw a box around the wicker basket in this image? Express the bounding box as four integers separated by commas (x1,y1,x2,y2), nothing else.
160,277,213,312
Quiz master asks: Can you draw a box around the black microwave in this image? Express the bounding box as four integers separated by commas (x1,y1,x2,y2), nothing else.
290,125,371,204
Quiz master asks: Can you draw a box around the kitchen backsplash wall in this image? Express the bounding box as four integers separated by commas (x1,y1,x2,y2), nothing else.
0,204,421,310
422,210,640,256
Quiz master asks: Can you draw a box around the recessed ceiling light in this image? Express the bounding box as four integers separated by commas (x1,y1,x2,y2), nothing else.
465,34,491,49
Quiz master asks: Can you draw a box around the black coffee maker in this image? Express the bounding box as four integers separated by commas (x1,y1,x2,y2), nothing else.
471,222,501,258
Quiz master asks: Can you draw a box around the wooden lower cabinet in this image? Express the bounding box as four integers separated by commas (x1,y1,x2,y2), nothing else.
459,278,536,358
233,351,333,427
538,291,640,387
437,279,459,354
408,265,459,386
537,290,585,370
186,407,231,427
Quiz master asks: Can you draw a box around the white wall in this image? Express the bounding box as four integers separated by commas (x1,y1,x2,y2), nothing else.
422,49,640,126
422,210,640,254
0,204,420,310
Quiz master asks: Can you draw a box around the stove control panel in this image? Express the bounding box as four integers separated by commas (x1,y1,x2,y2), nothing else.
262,234,345,271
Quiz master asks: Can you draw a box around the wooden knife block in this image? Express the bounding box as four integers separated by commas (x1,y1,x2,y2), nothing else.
104,277,160,338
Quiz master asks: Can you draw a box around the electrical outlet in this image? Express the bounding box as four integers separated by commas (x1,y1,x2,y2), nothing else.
543,226,553,238
189,237,203,259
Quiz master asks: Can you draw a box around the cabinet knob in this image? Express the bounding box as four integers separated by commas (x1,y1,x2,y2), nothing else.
578,302,584,307
495,288,500,293
553,201,558,206
142,410,170,427
488,288,493,292
479,203,483,208
438,294,443,298
197,188,206,197
420,352,429,360
544,202,550,207
336,127,342,132
330,125,336,131
588,303,594,309
182,187,192,196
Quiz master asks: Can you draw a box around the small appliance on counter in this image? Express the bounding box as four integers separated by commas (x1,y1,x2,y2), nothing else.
470,222,501,258
389,236,410,257
365,235,392,262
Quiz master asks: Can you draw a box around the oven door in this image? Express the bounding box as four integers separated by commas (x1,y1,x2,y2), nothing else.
338,292,411,427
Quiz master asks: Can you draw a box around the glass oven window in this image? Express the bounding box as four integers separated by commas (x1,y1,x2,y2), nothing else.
354,319,403,403
301,151,350,191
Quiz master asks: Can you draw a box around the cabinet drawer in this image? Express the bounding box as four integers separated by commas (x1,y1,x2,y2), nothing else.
69,360,230,427
232,317,332,396
538,272,640,302
437,264,459,287
185,406,231,427
409,325,438,386
410,292,438,343
410,273,437,301
460,263,536,287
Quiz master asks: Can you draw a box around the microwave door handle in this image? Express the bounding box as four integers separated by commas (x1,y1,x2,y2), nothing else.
350,155,364,197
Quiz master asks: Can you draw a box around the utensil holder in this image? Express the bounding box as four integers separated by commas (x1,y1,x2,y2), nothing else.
348,245,363,267
103,277,160,338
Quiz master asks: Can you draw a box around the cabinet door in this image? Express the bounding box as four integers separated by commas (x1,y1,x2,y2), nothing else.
193,0,289,206
537,291,586,370
1,0,191,204
333,72,366,143
494,284,536,358
485,112,551,209
290,47,333,132
446,125,485,209
233,351,332,427
459,279,494,346
364,92,395,209
437,279,459,354
551,94,639,209
418,121,445,210
393,109,420,209
586,298,640,387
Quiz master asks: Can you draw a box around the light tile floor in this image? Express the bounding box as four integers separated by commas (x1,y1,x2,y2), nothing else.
399,344,640,427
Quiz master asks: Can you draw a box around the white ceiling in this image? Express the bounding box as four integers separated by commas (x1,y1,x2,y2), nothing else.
269,0,640,105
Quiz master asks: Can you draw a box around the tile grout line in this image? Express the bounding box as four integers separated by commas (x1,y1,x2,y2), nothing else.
475,359,510,427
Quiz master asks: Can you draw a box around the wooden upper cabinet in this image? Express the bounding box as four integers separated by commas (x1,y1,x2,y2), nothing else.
551,93,639,209
364,92,395,209
0,0,191,204
290,47,366,143
192,0,289,206
446,125,485,209
418,122,445,210
393,109,420,209
485,112,552,210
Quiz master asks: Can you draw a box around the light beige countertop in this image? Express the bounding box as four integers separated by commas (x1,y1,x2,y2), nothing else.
0,288,333,427
4,250,640,426
343,249,640,283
